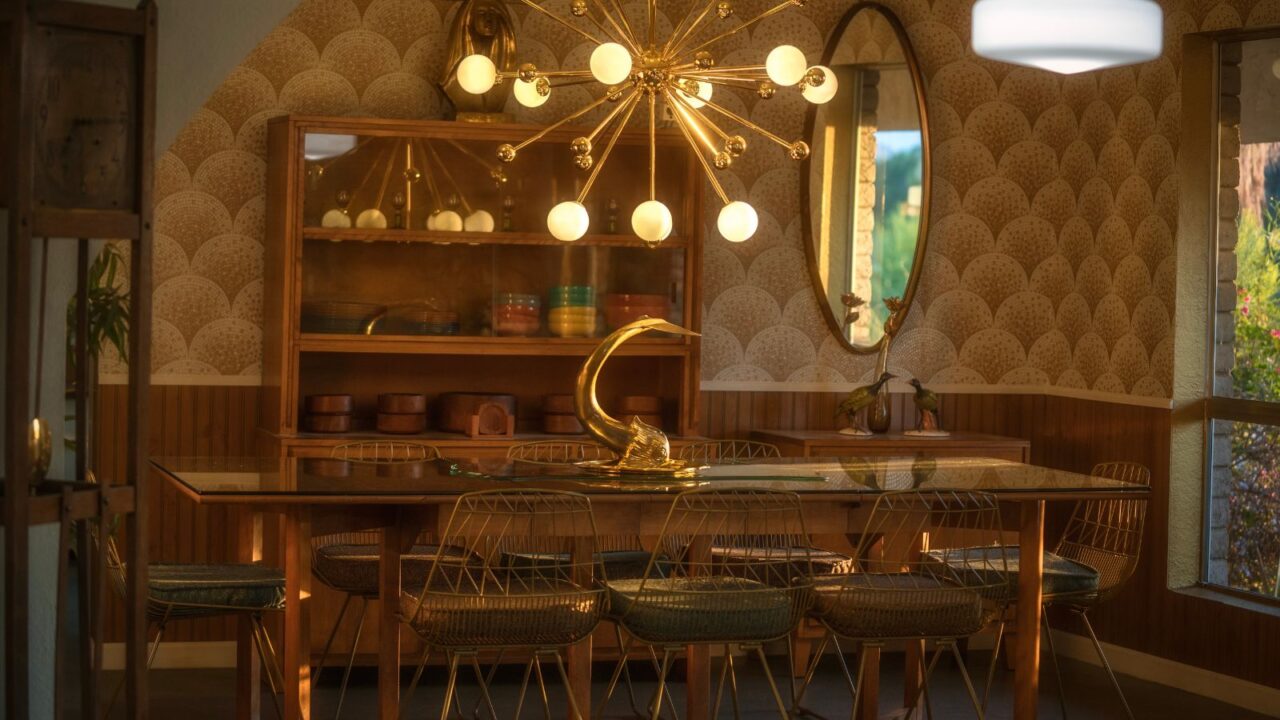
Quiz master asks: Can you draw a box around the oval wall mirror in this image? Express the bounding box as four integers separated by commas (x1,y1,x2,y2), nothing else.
802,3,930,353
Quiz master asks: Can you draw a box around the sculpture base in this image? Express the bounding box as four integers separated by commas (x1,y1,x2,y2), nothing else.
576,458,702,477
838,426,873,437
904,429,951,438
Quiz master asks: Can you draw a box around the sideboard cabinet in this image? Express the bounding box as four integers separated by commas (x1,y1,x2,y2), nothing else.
260,115,704,457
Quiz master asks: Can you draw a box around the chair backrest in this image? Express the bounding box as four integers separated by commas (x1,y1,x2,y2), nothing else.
506,440,616,465
850,490,1010,599
331,440,440,463
677,440,782,465
1053,461,1151,598
409,489,601,607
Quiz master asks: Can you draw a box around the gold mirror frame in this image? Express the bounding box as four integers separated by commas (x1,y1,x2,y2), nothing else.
799,2,931,354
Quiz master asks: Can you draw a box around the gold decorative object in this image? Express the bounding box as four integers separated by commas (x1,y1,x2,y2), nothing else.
836,372,893,436
574,317,699,475
441,0,517,121
867,296,906,433
29,417,52,481
452,0,836,244
906,378,949,437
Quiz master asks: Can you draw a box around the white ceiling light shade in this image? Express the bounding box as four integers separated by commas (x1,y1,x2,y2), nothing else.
303,133,358,160
972,0,1163,74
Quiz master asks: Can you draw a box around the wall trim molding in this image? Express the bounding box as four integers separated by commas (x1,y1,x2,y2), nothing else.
102,374,263,386
103,641,237,670
700,381,1175,409
1050,630,1280,717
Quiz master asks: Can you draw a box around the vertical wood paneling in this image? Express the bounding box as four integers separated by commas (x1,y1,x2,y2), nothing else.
94,384,1279,689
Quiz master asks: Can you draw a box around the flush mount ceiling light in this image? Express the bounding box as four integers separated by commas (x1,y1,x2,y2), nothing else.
972,0,1163,75
455,0,834,245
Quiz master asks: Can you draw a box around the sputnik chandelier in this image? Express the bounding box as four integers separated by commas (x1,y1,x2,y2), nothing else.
454,0,837,245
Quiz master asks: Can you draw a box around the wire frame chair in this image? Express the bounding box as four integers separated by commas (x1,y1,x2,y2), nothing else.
400,490,606,720
506,439,618,465
796,491,1009,720
676,439,782,465
599,489,816,720
311,440,444,719
88,473,286,718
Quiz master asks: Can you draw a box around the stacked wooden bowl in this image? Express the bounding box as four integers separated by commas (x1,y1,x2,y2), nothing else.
619,395,662,429
304,394,353,433
376,393,427,434
542,394,583,434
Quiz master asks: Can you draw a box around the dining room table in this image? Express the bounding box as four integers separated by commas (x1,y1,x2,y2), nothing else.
151,452,1151,720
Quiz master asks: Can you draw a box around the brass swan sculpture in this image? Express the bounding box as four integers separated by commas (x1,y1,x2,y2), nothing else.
574,317,700,475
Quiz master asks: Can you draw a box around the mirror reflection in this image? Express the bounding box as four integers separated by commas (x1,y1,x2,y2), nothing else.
806,6,928,350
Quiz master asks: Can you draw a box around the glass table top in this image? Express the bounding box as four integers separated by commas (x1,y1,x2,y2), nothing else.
150,455,1150,501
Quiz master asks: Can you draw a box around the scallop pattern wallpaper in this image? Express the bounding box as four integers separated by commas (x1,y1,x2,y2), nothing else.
115,0,1280,400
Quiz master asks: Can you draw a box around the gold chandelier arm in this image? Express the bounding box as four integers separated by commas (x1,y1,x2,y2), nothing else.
648,92,656,201
683,63,766,75
676,74,762,93
662,0,719,59
576,91,642,203
424,141,473,215
695,92,794,150
683,0,799,57
647,0,656,46
414,141,443,210
503,68,595,79
665,84,730,146
663,87,730,205
444,140,505,180
593,0,642,54
512,92,614,152
584,4,639,54
516,0,604,45
585,87,642,145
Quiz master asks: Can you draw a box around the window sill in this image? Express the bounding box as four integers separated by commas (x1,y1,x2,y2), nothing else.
1175,584,1280,616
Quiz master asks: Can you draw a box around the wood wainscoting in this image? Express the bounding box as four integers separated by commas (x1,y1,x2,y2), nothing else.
96,384,1280,690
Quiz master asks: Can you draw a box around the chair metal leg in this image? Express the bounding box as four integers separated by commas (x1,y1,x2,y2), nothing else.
792,631,833,716
848,648,868,720
469,655,501,720
727,647,743,720
401,644,433,720
906,644,944,719
1080,611,1135,720
333,597,368,720
440,653,462,720
752,645,791,720
514,656,537,720
615,624,645,719
552,649,587,720
533,653,553,720
468,649,507,720
947,641,985,720
106,619,165,718
711,646,731,720
1042,606,1068,719
648,649,675,720
314,593,353,686
981,618,1006,711
250,615,286,720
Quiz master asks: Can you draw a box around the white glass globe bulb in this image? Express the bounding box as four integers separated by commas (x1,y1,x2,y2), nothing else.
435,210,464,232
464,210,495,232
765,45,808,87
590,43,633,85
457,54,498,94
1273,57,1280,80
801,66,839,104
547,201,590,242
631,200,673,243
717,201,758,243
355,209,387,229
513,78,550,108
678,80,713,109
971,0,1163,74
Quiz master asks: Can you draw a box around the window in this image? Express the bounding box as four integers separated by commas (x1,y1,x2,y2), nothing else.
1206,36,1280,598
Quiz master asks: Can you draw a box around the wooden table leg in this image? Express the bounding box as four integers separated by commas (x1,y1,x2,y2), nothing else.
903,639,924,708
567,534,595,720
379,518,404,720
284,508,313,719
237,615,263,720
857,646,879,720
685,536,711,720
1014,501,1045,720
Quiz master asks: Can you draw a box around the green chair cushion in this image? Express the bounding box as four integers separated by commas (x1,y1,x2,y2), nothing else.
313,544,467,596
400,577,604,649
148,564,285,616
499,550,670,581
710,545,854,584
811,573,985,640
606,577,797,645
923,546,1101,599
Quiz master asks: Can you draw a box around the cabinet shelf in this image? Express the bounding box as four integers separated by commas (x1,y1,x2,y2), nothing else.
297,333,692,357
303,227,687,249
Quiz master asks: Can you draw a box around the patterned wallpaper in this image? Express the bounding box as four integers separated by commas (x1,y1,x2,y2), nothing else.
115,0,1280,400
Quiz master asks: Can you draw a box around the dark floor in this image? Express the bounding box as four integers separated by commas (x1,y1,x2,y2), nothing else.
99,648,1271,720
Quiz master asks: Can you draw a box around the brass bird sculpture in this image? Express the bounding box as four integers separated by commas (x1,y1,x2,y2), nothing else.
837,372,894,434
909,378,942,432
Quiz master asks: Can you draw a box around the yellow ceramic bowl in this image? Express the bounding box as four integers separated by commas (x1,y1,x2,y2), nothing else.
549,317,598,338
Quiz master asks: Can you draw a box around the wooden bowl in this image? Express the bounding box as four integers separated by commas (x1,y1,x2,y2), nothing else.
305,394,354,415
376,412,427,434
543,394,576,415
378,393,427,414
619,395,662,414
438,393,517,435
305,414,352,433
543,414,585,434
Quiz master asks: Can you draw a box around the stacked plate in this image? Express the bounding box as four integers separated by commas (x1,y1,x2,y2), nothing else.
301,301,384,334
604,293,670,330
548,285,597,337
379,305,460,335
493,293,541,337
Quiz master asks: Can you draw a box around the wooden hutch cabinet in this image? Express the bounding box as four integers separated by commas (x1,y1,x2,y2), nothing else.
260,115,703,458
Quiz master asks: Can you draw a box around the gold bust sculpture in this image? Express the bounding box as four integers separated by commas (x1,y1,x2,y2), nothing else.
441,0,516,121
